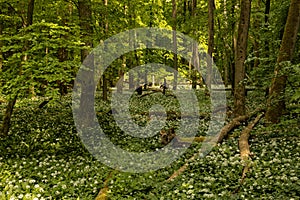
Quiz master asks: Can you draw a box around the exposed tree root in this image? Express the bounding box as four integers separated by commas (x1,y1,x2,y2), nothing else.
95,170,116,200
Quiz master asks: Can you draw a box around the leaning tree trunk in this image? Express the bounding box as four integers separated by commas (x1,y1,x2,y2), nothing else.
234,0,251,117
265,0,300,123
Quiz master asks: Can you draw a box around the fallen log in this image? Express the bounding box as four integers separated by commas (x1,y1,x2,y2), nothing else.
166,107,265,182
216,115,249,143
239,112,264,183
217,107,264,143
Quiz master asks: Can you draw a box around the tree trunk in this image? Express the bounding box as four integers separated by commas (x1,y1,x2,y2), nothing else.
264,0,270,56
1,0,35,137
117,56,125,94
191,0,198,89
265,0,300,123
234,0,251,117
103,74,108,101
27,0,34,26
230,0,237,95
172,0,178,90
78,0,93,61
0,9,2,72
207,0,214,90
102,0,109,101
0,96,17,137
57,3,71,96
222,0,229,87
78,0,95,127
129,72,134,89
191,43,199,89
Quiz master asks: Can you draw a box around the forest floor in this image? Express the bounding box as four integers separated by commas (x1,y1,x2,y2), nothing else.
0,91,299,199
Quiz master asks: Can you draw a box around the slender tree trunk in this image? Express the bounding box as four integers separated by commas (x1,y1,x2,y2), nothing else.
253,0,261,69
265,0,300,123
183,0,187,23
207,0,214,90
234,0,251,117
230,0,237,94
191,0,198,89
1,0,35,137
103,74,108,101
57,3,72,96
264,0,270,58
0,96,17,137
128,6,135,90
102,0,109,101
129,72,134,89
0,9,2,72
28,0,35,96
222,0,229,87
117,56,125,93
172,0,178,90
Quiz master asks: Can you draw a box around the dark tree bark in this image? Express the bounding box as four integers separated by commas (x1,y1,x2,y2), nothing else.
265,0,300,123
183,0,187,23
26,0,34,26
234,0,251,117
264,0,270,25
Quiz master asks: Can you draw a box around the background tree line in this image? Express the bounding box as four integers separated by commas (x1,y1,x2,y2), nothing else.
0,0,299,137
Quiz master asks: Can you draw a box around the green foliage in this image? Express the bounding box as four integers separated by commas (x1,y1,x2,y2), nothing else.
0,0,299,198
0,1,82,99
0,93,299,199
